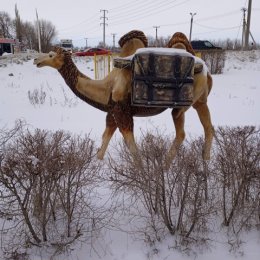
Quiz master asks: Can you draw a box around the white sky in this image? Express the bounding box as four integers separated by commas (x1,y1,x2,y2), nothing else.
2,0,260,47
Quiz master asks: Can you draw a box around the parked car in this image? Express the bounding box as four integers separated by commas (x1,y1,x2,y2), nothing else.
75,47,111,56
191,40,222,50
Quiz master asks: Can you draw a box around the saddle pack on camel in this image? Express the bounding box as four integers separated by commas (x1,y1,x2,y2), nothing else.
114,31,203,108
131,48,194,107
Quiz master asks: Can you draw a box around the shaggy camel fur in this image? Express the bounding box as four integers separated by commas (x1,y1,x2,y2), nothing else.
33,30,214,163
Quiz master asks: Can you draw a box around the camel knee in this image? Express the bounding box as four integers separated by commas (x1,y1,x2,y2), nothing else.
98,124,117,160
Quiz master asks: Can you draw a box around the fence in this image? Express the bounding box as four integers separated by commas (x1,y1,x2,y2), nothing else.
93,53,116,79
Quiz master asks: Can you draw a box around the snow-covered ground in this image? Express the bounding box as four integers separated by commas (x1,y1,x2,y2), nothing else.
1,51,259,140
0,50,260,260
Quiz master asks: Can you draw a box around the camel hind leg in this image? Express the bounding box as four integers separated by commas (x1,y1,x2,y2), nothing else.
97,113,117,160
193,102,214,160
167,108,187,165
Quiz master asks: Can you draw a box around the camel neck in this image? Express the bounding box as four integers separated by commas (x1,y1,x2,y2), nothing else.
58,56,80,88
58,56,108,112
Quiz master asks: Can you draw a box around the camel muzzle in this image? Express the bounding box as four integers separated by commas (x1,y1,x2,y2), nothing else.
33,58,42,67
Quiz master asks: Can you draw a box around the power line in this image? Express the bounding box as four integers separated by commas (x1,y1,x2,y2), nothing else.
194,22,241,31
109,0,152,12
189,12,196,41
111,33,116,48
241,7,247,48
235,14,243,42
58,13,97,32
153,26,160,46
109,0,177,20
109,0,191,26
100,9,108,47
196,10,241,23
193,25,242,36
245,0,252,49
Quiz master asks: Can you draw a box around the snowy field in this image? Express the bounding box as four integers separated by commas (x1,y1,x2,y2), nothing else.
1,51,259,142
0,50,260,260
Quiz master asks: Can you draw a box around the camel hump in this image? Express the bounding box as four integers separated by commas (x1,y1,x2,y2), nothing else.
168,32,195,56
118,30,148,48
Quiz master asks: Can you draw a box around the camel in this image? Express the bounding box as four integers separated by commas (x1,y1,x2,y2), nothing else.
33,30,214,165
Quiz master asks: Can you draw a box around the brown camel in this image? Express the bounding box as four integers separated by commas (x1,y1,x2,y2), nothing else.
33,30,214,164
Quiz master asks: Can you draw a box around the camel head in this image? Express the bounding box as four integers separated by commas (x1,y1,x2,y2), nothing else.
33,47,70,69
118,30,148,57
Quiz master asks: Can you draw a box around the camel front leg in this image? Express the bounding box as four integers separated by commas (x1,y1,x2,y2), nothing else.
193,102,214,160
167,108,186,165
97,113,117,160
119,128,139,156
112,101,139,156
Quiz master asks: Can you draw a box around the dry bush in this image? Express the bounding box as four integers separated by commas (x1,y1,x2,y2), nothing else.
0,123,106,257
27,87,46,106
107,132,214,249
199,50,226,74
1,124,258,257
214,126,260,233
107,126,259,253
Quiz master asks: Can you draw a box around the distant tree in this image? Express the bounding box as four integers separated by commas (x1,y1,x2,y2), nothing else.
22,21,38,50
14,4,22,43
38,19,57,52
0,11,14,38
97,41,109,48
147,35,171,47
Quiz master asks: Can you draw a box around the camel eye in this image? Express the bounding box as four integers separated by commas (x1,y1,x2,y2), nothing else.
49,54,53,58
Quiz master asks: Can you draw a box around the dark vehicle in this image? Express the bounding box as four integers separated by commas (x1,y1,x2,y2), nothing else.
75,47,111,56
191,40,222,50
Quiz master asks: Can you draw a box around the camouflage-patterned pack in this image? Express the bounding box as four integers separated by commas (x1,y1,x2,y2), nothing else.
131,48,194,107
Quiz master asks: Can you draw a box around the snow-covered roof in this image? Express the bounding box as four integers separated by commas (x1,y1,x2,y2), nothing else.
135,47,194,57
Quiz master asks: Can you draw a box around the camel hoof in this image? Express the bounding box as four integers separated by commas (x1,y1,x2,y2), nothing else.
97,150,104,160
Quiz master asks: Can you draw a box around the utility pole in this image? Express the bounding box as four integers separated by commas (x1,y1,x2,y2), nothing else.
100,9,108,47
245,0,252,49
35,9,41,53
111,33,116,49
241,8,247,49
85,38,88,48
189,12,196,42
153,26,160,47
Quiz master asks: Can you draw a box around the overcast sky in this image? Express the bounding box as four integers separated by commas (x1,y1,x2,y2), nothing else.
2,0,260,47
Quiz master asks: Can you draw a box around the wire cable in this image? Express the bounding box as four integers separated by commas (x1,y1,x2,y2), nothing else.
109,0,191,26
